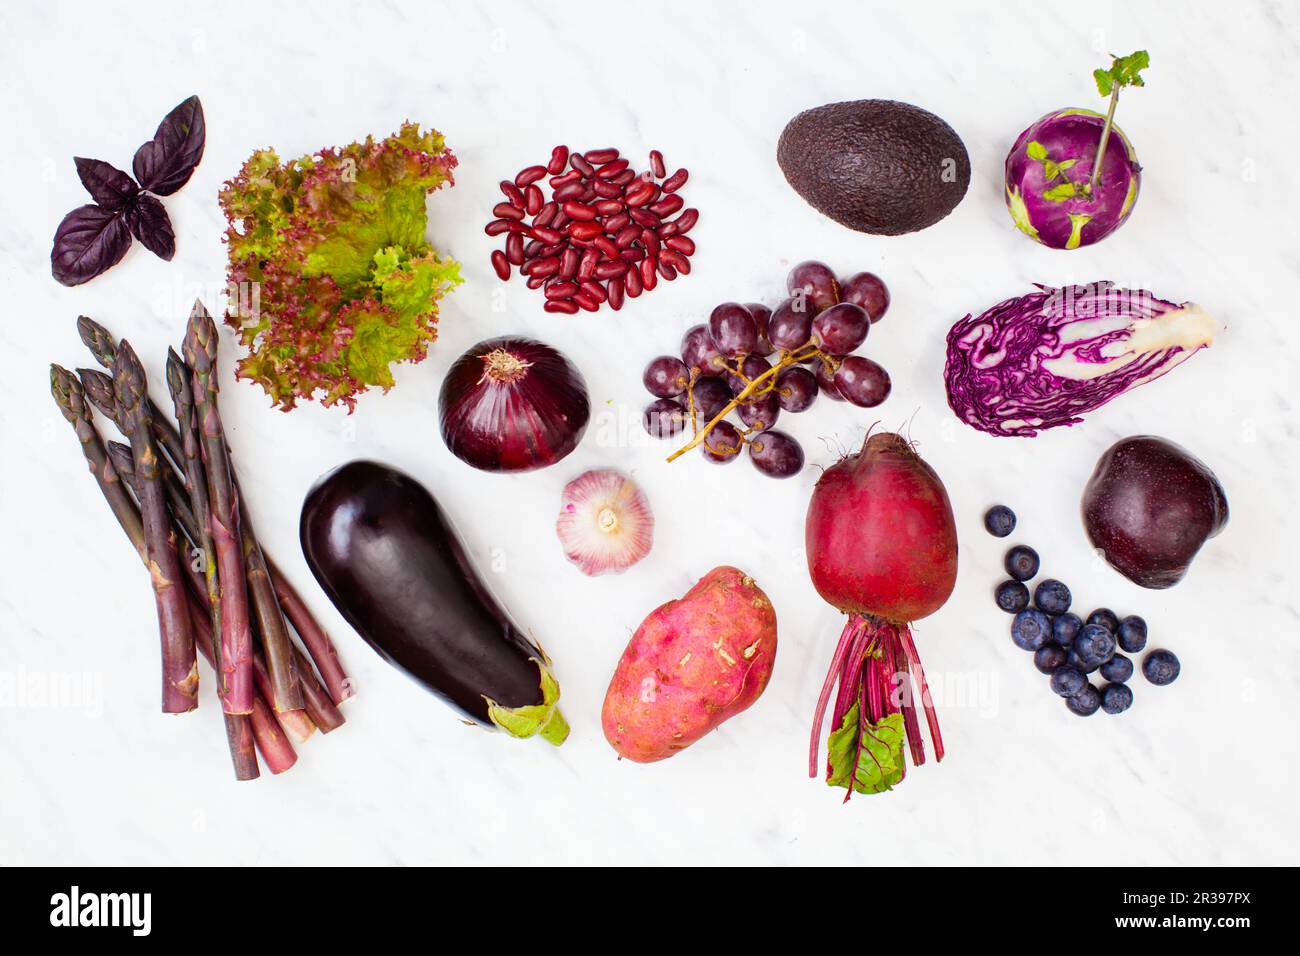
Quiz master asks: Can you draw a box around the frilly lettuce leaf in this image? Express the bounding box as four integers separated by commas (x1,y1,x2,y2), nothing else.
219,122,461,411
826,704,905,796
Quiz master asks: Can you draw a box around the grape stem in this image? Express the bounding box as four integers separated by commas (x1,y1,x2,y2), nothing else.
666,344,820,463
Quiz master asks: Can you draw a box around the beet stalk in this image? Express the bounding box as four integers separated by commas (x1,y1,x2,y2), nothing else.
112,342,199,713
183,303,254,715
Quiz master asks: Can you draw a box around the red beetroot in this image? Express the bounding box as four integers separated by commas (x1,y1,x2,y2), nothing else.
805,432,957,799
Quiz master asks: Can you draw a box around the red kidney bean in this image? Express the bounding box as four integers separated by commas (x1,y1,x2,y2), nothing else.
649,149,666,179
625,265,643,298
649,194,684,218
595,158,629,180
549,169,580,188
544,298,579,314
614,225,640,249
594,235,621,259
505,232,525,266
578,248,600,281
624,181,655,207
562,201,598,221
538,242,566,257
559,247,579,280
592,179,622,199
523,256,560,278
662,168,689,193
485,218,522,236
545,280,580,299
594,259,629,280
640,257,658,290
628,207,660,228
607,278,625,311
524,239,544,259
568,221,603,241
594,199,624,216
657,259,677,281
526,274,546,290
492,202,525,222
569,153,595,177
515,165,547,188
500,180,525,207
612,169,636,187
605,213,631,232
547,145,570,175
671,208,699,234
574,291,601,312
525,184,543,215
553,181,585,203
533,201,558,228
551,212,570,231
660,249,690,274
490,250,511,280
620,246,646,262
664,235,695,255
578,183,599,203
585,148,620,165
531,226,563,244
641,228,660,258
580,280,608,303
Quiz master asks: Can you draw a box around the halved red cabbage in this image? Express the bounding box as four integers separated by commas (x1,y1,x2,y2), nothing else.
945,282,1215,437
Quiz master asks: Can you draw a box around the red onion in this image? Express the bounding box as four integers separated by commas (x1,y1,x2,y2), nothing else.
439,336,590,472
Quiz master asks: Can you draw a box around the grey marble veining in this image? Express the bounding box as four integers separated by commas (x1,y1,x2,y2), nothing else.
1,0,1298,865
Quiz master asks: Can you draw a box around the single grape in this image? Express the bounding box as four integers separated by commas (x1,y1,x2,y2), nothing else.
701,420,744,463
642,355,689,398
642,399,687,439
748,430,804,478
725,355,772,396
708,303,758,358
811,303,871,356
738,392,780,431
680,324,725,376
839,272,890,323
775,366,818,412
745,302,775,356
690,376,732,420
832,355,891,407
767,298,814,351
786,260,839,313
814,359,844,401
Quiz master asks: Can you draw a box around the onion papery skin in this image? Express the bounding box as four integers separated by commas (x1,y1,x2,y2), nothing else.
439,336,591,472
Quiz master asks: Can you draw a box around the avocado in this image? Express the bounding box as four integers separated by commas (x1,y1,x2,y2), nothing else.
777,99,971,236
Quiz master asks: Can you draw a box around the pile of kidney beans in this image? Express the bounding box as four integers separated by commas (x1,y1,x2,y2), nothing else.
486,146,697,314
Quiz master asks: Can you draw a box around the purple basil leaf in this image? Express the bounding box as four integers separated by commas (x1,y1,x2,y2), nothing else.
74,157,138,211
51,204,132,286
132,95,205,196
126,193,175,261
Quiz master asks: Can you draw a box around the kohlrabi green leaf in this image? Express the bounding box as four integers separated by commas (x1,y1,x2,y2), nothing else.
826,704,905,796
1094,50,1150,97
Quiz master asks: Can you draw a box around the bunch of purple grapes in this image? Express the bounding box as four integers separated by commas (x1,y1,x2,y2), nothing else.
642,261,891,478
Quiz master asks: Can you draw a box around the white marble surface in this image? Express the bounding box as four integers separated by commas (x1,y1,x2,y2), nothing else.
2,0,1298,866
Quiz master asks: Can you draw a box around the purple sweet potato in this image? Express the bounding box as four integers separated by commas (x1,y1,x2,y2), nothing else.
602,566,778,763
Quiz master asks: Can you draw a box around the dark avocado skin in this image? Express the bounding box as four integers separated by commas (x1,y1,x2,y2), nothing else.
778,99,971,235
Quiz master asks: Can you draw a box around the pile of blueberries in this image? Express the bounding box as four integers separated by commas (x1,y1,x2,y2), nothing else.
984,505,1181,718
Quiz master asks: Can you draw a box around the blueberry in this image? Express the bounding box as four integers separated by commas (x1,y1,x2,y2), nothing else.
1004,545,1040,582
1052,612,1083,649
1049,664,1087,697
1142,649,1181,686
1033,579,1071,615
1086,608,1120,632
1117,615,1148,653
1067,649,1100,674
1101,683,1133,714
1066,683,1102,716
1099,653,1134,683
995,580,1030,613
1075,624,1117,667
984,505,1016,537
1010,609,1052,650
1034,643,1069,674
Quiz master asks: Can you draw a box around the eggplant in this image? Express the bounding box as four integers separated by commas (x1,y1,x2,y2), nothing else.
300,460,568,745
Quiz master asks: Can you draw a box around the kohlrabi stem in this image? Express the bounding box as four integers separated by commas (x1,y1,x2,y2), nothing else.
1088,84,1122,197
